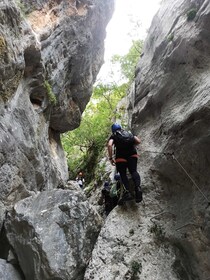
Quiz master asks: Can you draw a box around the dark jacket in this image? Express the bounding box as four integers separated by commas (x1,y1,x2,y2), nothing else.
109,134,137,159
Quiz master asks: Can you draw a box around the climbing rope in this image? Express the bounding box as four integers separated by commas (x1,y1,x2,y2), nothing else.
146,149,210,245
143,150,210,204
172,154,210,204
150,211,174,223
175,222,201,231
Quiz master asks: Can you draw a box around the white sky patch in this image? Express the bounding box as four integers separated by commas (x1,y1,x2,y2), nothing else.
97,0,161,83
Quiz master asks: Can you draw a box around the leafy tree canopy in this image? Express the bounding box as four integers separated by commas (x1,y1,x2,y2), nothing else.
111,39,143,83
61,39,143,183
61,83,126,182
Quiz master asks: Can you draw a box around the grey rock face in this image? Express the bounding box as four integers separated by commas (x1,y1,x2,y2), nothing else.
130,0,210,278
5,189,102,280
0,0,114,278
84,206,181,280
0,259,23,280
24,0,114,132
0,0,113,205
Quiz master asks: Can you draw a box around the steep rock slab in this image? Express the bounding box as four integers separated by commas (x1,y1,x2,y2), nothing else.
0,0,65,208
0,1,44,210
5,189,102,280
130,0,210,278
84,206,192,280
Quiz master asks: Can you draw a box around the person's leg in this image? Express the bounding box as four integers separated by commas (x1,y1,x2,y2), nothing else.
116,162,133,203
116,162,129,190
112,196,118,208
127,157,141,186
127,157,142,202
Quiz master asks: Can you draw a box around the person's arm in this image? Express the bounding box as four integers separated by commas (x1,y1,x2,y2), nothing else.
134,136,140,145
107,139,115,165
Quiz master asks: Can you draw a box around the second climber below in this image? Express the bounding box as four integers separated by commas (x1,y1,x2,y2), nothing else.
107,123,142,204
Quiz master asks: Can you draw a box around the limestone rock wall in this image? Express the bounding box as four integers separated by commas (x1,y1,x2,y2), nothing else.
24,0,113,132
2,0,210,279
0,0,114,279
0,0,113,209
131,0,210,278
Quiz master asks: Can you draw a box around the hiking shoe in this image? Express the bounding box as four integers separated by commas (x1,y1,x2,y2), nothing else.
118,191,133,205
135,187,142,203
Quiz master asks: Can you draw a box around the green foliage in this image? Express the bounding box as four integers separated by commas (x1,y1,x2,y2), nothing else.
149,223,165,241
15,0,28,16
44,81,57,105
187,9,197,21
167,33,174,42
61,39,143,183
61,83,126,182
0,36,6,55
130,260,142,279
111,40,143,83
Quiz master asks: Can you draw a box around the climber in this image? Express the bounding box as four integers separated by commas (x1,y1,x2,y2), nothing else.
107,123,142,205
76,172,85,189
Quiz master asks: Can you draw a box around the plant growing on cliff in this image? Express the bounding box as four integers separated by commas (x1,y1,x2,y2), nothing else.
0,36,6,56
130,260,142,279
149,223,165,241
186,9,197,21
15,0,28,16
44,80,57,105
167,33,174,42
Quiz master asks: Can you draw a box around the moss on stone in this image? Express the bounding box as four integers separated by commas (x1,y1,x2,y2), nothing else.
0,36,6,57
130,260,142,279
187,9,197,21
167,33,174,42
1,71,23,102
44,80,57,105
149,223,165,241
